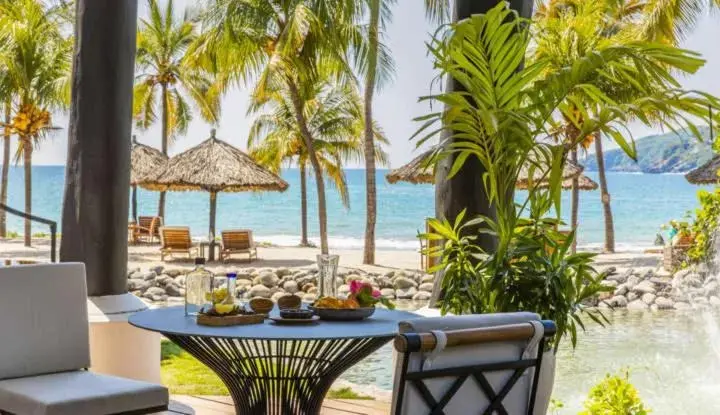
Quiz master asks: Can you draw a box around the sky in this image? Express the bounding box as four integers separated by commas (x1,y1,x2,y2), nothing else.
26,1,720,167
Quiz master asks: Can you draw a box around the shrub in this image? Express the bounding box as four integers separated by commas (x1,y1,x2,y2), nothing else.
580,370,650,415
687,188,720,265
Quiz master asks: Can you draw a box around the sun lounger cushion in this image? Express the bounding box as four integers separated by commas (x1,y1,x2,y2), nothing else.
398,312,541,334
0,263,90,380
0,371,168,415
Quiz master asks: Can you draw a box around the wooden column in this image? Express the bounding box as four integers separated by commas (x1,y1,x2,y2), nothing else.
61,0,138,296
431,0,533,306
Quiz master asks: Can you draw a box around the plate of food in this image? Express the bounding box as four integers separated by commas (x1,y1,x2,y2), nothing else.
197,304,265,326
310,281,395,321
270,309,320,325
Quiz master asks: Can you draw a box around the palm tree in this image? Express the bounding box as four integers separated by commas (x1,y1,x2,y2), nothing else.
197,0,359,255
133,0,220,219
248,82,388,246
0,0,71,247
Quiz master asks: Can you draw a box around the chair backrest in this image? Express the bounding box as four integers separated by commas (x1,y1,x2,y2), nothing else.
222,229,253,250
150,216,164,236
392,313,555,415
160,226,192,249
138,216,155,231
0,263,91,380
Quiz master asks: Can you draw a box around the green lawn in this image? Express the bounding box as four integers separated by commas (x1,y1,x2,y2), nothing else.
160,341,372,400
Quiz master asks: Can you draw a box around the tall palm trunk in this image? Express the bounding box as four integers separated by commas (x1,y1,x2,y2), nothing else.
23,142,32,247
299,162,309,246
594,132,615,252
570,147,579,254
0,103,11,238
158,82,168,219
288,81,329,254
362,0,380,265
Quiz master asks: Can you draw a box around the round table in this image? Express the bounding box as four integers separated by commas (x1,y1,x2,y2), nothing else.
129,306,418,414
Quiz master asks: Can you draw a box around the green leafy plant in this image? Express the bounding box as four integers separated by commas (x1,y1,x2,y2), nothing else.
580,370,650,415
687,188,720,264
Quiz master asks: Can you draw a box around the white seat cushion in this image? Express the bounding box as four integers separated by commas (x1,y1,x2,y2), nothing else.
0,371,168,415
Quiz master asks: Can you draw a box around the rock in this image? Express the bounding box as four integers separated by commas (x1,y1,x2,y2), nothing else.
412,291,432,301
641,293,656,305
151,294,167,302
694,297,709,305
421,274,435,284
614,284,629,296
383,270,395,278
248,284,271,298
650,304,659,312
705,281,720,297
610,295,628,307
626,275,641,289
151,265,164,275
165,283,183,297
164,268,184,277
627,300,648,311
258,272,279,288
598,301,611,309
655,297,674,309
127,279,151,292
601,280,618,288
283,280,299,294
380,288,395,298
710,296,720,307
632,281,656,295
685,274,703,288
346,274,363,282
598,291,613,302
137,271,157,281
655,268,673,279
308,287,318,294
418,282,435,292
394,277,418,290
302,294,317,303
145,287,166,297
627,292,639,302
174,275,186,286
396,287,418,299
155,274,173,286
236,272,253,280
376,277,394,289
276,267,291,277
674,302,691,310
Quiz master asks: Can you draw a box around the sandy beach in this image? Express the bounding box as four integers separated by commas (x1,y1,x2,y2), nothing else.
0,236,662,274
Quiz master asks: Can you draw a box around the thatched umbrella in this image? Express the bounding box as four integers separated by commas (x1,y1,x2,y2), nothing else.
685,155,720,185
386,149,587,188
516,173,599,190
130,136,168,222
139,129,289,260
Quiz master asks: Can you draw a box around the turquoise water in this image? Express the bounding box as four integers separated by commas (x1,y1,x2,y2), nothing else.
1,166,711,251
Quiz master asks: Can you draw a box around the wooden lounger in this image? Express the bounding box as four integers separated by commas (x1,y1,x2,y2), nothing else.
159,226,198,261
220,229,258,263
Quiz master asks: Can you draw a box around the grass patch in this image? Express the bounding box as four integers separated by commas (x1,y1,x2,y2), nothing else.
160,341,374,400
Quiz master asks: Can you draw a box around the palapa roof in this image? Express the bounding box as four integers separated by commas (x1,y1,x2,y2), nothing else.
139,129,289,193
516,174,598,191
130,137,168,185
685,155,720,184
386,149,585,187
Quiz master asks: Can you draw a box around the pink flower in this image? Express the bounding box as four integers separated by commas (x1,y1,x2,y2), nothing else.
349,280,362,294
372,289,381,298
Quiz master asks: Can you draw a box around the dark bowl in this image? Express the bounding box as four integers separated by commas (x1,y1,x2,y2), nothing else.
279,309,314,320
309,306,375,321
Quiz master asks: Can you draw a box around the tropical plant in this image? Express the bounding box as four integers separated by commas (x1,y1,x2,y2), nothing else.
0,0,72,246
248,82,388,246
133,0,221,219
687,188,720,264
580,370,650,415
196,0,361,255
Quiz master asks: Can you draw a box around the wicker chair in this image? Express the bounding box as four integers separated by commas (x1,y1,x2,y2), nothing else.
136,216,163,244
392,313,557,415
159,226,198,261
220,229,258,263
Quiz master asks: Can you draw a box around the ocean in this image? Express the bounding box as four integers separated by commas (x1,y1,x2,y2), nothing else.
1,166,712,252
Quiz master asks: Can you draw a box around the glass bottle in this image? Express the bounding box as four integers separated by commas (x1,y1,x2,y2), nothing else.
185,257,213,316
317,254,340,298
225,273,237,306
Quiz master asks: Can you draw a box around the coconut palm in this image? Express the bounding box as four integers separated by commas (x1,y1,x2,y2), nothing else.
248,82,389,246
196,0,361,254
133,0,221,219
0,0,71,247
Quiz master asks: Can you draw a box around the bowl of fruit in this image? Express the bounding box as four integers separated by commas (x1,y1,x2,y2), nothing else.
310,281,395,321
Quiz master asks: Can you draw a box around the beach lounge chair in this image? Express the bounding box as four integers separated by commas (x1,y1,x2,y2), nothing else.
0,263,168,415
159,226,198,261
220,229,258,263
392,313,556,415
136,216,163,244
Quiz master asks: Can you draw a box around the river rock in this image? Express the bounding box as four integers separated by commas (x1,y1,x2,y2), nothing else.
418,283,434,292
174,275,186,286
283,280,299,294
627,292,639,302
655,297,674,309
626,275,641,289
610,295,628,308
607,269,630,283
421,274,435,284
346,274,363,282
674,302,691,310
248,284,271,298
710,296,720,307
396,287,418,299
155,274,173,286
380,288,395,298
650,304,659,312
137,271,157,281
632,281,656,295
394,277,418,290
413,291,432,301
145,286,166,298
641,293,656,305
601,280,618,288
276,267,291,277
258,272,279,288
704,281,720,297
377,277,393,289
614,284,629,296
165,283,183,297
164,268,184,277
627,300,648,311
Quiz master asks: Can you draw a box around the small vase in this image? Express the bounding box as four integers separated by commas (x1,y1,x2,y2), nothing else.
316,254,340,298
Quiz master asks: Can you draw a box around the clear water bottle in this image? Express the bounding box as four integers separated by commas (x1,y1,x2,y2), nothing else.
225,273,237,305
185,257,213,316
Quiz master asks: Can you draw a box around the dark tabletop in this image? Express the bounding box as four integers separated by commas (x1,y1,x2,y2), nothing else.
129,306,419,341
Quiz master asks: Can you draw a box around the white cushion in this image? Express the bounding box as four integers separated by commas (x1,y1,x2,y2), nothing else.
392,312,546,415
0,263,90,379
0,371,168,415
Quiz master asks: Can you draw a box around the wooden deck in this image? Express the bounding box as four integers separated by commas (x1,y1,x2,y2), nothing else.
168,395,390,415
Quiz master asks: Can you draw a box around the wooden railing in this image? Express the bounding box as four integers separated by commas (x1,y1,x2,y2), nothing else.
0,203,57,262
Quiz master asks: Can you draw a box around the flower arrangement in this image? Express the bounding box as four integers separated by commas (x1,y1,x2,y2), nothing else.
349,280,395,309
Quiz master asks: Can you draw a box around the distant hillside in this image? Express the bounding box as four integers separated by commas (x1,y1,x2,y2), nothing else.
583,126,715,173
